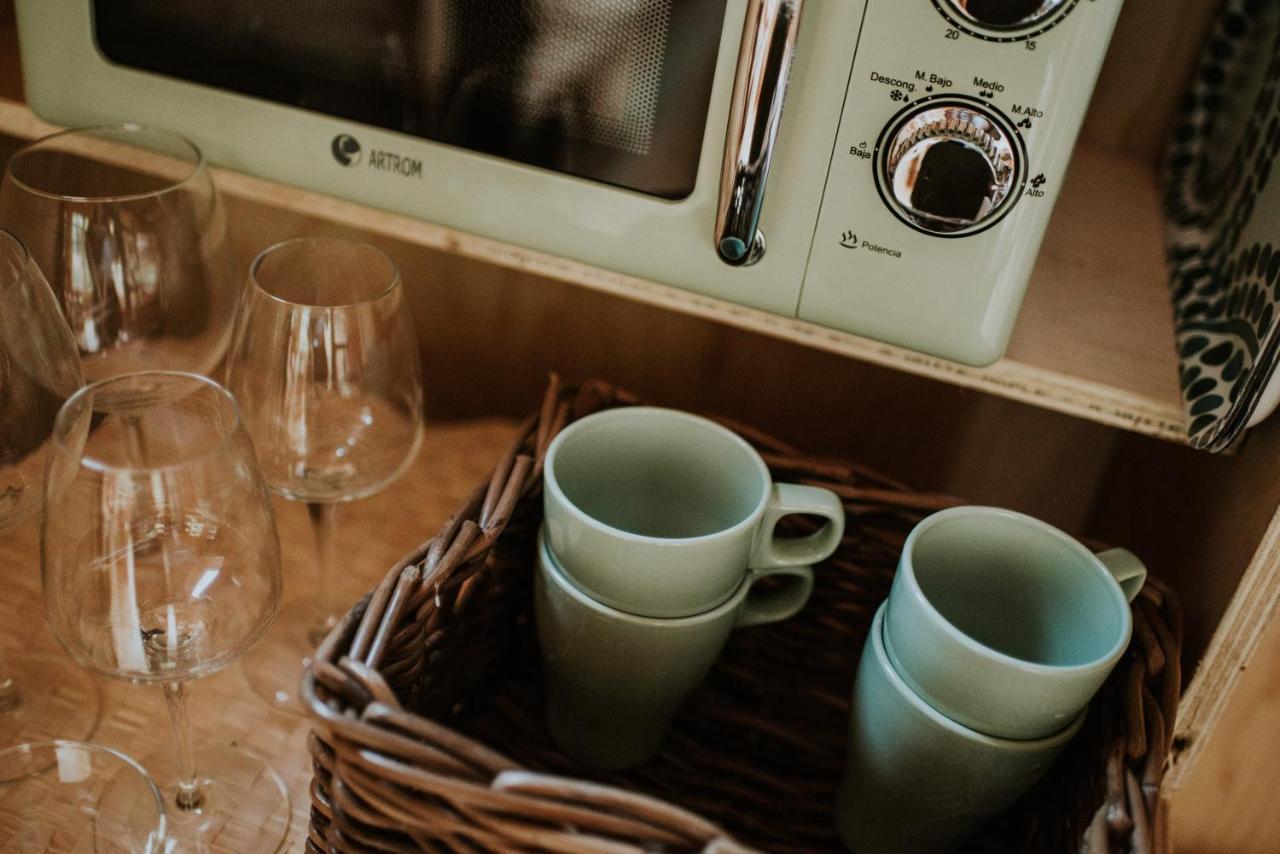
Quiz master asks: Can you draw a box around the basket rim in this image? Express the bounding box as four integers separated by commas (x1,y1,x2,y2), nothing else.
543,405,774,546
298,377,1183,854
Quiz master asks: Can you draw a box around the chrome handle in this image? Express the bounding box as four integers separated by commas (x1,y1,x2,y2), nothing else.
714,0,803,266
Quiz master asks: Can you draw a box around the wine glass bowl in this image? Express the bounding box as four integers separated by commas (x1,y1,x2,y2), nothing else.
0,739,166,853
43,372,282,684
0,226,99,748
230,237,424,503
0,125,237,381
0,228,83,532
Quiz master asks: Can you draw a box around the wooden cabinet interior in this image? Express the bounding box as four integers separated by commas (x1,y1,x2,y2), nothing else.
2,0,1277,847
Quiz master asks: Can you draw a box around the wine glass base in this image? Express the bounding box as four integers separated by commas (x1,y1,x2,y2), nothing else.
239,598,332,714
136,744,289,853
0,653,101,747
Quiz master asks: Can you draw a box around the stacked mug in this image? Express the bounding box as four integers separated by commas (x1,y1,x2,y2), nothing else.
535,407,846,770
837,507,1148,853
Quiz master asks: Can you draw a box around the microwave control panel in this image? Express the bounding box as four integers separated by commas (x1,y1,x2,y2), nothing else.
798,0,1124,366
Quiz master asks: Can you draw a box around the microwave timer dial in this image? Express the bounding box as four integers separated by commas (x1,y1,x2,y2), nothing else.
875,100,1025,237
934,0,1077,38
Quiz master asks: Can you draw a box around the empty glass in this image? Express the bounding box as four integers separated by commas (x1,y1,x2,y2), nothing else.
226,237,423,708
42,371,289,852
0,740,166,853
0,124,237,380
0,227,100,747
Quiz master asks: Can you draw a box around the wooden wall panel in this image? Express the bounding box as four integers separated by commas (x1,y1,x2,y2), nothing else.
0,2,18,104
1089,418,1280,681
1172,604,1280,853
1080,0,1220,163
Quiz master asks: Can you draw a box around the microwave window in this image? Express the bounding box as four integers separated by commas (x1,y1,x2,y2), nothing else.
92,0,728,199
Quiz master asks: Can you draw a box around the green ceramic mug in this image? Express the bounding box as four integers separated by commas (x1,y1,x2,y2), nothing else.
534,529,813,770
884,506,1146,740
836,605,1085,854
543,406,845,618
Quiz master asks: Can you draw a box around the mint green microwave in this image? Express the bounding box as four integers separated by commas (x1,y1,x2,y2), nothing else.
17,0,1123,365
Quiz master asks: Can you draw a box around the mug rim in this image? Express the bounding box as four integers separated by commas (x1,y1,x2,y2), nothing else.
543,406,772,546
897,506,1134,676
867,605,1087,750
538,529,751,625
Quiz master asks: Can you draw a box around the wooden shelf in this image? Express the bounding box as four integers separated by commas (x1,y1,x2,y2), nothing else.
1008,145,1182,437
0,100,1184,441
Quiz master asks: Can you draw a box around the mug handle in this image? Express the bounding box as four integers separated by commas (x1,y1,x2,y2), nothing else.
749,483,846,570
735,565,815,628
1097,548,1147,602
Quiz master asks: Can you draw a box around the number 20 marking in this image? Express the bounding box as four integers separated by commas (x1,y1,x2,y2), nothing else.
944,28,960,40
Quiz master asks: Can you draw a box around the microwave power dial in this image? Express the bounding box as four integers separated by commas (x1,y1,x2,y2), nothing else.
878,102,1021,236
940,0,1070,30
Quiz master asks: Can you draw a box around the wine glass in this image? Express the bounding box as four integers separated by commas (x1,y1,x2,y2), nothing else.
42,371,289,852
0,740,166,852
225,237,423,708
0,124,237,380
0,226,100,747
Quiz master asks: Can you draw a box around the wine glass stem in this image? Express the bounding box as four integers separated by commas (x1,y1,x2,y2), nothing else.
0,647,19,713
162,681,205,811
307,501,338,645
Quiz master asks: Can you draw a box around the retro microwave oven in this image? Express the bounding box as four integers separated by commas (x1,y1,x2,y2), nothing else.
15,0,1124,366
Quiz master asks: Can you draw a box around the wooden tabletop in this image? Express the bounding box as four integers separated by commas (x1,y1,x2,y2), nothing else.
0,418,518,852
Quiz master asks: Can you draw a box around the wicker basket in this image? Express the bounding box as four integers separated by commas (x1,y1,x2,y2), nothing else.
301,378,1182,853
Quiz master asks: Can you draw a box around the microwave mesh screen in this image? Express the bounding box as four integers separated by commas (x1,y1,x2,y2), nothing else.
91,0,727,199
430,1,672,156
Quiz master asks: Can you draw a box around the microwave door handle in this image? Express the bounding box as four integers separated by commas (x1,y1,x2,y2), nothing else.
714,0,804,267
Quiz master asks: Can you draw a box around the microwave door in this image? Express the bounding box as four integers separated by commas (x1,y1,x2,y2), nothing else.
34,0,847,318
715,0,803,267
89,0,726,200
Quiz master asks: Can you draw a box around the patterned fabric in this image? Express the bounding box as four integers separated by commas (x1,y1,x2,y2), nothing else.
1165,0,1280,450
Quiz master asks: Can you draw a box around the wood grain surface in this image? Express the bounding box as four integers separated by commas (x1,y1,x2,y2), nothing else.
1172,602,1280,854
1080,0,1219,163
0,419,517,852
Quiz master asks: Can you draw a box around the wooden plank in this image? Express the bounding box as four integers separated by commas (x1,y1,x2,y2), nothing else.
1171,591,1280,852
1006,143,1180,421
1086,413,1280,791
1169,500,1280,786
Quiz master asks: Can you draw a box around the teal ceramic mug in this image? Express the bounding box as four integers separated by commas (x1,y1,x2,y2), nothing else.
534,529,813,770
543,406,844,618
884,506,1146,740
836,605,1085,854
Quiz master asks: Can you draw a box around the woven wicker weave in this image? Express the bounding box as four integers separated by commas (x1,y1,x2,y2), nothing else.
302,378,1182,853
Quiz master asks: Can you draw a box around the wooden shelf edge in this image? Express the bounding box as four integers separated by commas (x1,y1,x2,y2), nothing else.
0,99,1186,442
1168,507,1280,788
